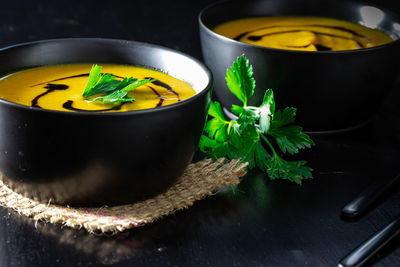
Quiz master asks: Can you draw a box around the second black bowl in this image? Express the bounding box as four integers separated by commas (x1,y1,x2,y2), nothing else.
199,0,400,132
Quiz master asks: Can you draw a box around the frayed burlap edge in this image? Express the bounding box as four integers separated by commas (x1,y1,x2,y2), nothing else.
0,158,247,235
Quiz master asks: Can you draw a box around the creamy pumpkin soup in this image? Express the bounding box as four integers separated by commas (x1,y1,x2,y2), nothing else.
213,16,393,51
0,64,196,112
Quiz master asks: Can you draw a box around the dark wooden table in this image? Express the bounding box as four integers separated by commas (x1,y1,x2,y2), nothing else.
0,0,399,266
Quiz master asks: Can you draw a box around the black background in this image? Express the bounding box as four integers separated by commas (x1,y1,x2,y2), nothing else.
0,0,399,266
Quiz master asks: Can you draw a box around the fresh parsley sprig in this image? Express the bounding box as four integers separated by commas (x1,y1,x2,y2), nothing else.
199,55,314,184
83,64,155,104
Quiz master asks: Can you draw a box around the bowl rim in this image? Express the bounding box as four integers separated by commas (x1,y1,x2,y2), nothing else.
0,38,213,116
198,0,400,54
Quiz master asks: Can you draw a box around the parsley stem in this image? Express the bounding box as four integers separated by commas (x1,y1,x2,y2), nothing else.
260,133,277,156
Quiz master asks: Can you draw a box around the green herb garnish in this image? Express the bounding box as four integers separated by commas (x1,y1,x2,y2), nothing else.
199,55,314,184
82,64,155,104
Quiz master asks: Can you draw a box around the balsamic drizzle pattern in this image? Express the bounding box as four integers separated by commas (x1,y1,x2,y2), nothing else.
30,73,124,87
148,86,165,107
233,24,367,50
30,73,179,112
145,77,181,101
62,100,124,112
31,83,69,108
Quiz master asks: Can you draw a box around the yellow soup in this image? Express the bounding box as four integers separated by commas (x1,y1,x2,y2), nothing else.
213,16,393,51
0,64,196,112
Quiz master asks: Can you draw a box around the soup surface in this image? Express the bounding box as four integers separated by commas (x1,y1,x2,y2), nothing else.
0,64,196,112
213,16,393,51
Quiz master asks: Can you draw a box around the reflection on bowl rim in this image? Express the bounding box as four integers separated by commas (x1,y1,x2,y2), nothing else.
0,38,213,117
198,0,400,54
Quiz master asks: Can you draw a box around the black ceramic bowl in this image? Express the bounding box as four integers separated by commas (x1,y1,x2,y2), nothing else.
199,0,400,132
0,38,212,206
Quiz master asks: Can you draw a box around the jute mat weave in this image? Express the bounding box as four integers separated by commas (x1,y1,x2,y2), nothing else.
0,158,247,235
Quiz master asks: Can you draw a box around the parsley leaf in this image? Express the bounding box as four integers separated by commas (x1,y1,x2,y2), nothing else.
88,89,134,104
269,125,314,155
258,89,275,134
254,141,271,172
269,107,314,155
266,154,312,184
83,64,102,97
83,65,155,104
199,54,314,184
204,101,229,142
198,135,230,160
225,54,255,105
271,107,297,128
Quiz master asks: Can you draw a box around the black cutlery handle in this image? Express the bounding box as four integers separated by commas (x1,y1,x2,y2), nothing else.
342,174,400,218
338,215,400,267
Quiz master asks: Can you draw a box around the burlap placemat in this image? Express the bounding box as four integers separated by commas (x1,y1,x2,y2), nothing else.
0,158,247,235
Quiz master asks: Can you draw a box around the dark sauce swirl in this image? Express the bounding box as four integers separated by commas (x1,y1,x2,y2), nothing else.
234,24,367,50
31,74,89,87
148,86,165,107
234,24,366,40
31,83,69,108
31,73,177,111
145,77,181,101
62,100,124,112
30,73,125,87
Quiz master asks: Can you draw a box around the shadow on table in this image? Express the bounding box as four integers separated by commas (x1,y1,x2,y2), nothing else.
1,181,251,265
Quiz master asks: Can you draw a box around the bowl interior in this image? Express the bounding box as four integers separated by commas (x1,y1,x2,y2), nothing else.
200,0,400,43
0,38,212,95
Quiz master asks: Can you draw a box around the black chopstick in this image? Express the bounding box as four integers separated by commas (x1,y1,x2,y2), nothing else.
341,174,400,219
338,215,400,267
